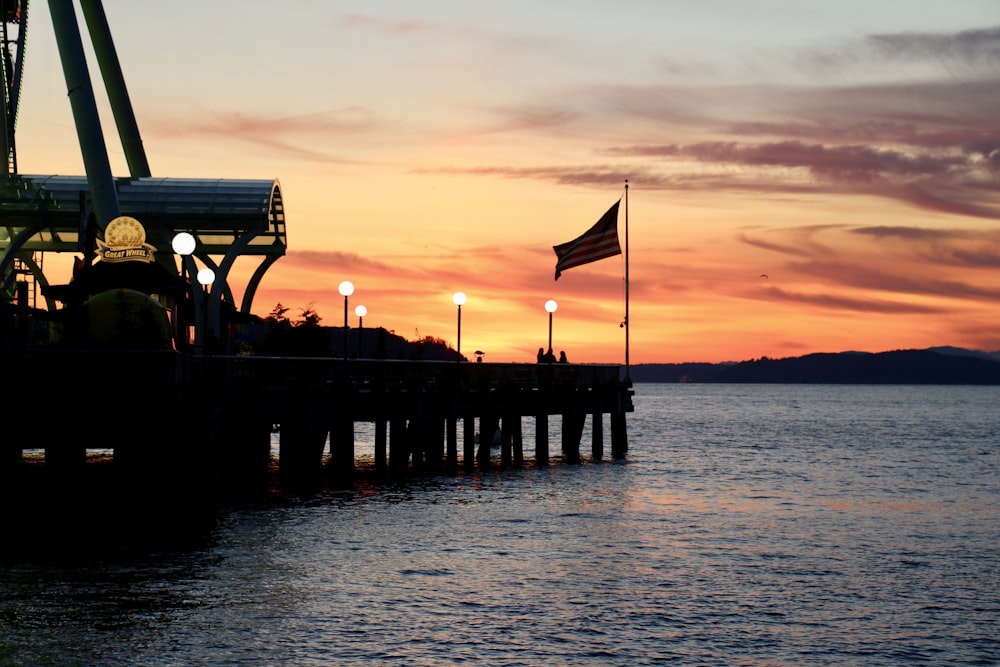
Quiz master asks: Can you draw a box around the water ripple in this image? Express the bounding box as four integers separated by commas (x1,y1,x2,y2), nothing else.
2,385,999,666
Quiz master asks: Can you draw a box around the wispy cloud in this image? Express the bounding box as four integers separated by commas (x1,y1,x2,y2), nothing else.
793,25,1000,79
338,11,556,54
790,259,1000,303
150,109,391,163
855,26,999,71
423,25,1000,219
733,223,1000,317
761,286,947,314
851,226,1000,268
738,226,839,259
281,250,395,275
606,135,1000,218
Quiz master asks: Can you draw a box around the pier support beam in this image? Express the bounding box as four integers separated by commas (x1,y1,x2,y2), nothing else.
326,381,355,481
278,421,327,491
511,416,524,467
389,415,408,473
477,413,498,469
278,384,328,492
561,408,586,464
375,418,387,472
535,413,549,466
46,378,91,472
500,414,513,467
591,412,604,461
446,416,458,471
329,411,355,482
412,413,445,474
45,441,87,472
462,415,476,472
218,387,271,500
611,411,628,458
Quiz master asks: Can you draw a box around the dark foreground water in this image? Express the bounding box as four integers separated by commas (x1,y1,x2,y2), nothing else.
2,384,998,666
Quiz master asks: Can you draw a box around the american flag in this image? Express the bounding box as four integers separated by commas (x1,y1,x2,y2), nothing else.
553,199,622,280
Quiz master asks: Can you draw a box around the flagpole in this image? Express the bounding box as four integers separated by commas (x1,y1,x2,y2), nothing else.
624,179,630,383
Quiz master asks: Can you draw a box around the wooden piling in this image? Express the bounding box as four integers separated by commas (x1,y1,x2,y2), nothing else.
591,412,604,460
375,418,388,471
463,415,476,471
478,413,498,469
278,418,327,491
446,416,458,471
611,411,628,458
562,408,586,464
389,414,408,473
329,410,354,480
535,412,550,466
218,387,271,500
500,413,513,467
511,416,524,467
420,413,445,473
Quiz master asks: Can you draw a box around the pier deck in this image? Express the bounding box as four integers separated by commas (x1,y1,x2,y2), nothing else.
4,350,634,492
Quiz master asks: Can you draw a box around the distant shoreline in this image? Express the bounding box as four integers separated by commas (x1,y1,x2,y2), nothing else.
630,347,1000,384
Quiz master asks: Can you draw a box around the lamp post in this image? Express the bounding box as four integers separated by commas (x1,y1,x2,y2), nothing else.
355,304,367,358
545,299,558,357
453,291,466,360
339,280,354,360
197,266,215,357
171,232,195,352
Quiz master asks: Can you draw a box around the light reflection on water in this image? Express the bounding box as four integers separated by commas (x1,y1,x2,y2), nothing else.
2,384,999,666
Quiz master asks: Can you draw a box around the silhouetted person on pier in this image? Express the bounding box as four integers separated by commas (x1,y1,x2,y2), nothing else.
558,351,568,363
537,347,545,363
540,348,556,364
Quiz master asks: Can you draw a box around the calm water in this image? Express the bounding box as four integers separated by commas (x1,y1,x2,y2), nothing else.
2,384,998,666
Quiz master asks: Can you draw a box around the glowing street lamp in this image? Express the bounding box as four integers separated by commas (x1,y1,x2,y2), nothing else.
355,304,367,358
453,291,466,360
171,231,195,258
339,280,355,360
171,232,196,352
197,266,216,356
197,267,215,288
544,299,558,356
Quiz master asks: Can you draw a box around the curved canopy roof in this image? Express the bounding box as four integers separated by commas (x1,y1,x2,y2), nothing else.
0,174,286,255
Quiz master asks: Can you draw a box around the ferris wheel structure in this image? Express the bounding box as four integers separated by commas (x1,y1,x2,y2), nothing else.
0,0,287,333
2,0,28,175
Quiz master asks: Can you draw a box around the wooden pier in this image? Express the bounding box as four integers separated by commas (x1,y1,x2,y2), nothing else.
4,350,634,494
1,349,632,555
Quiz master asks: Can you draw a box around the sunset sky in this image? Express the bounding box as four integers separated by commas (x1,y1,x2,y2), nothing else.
14,1,1000,363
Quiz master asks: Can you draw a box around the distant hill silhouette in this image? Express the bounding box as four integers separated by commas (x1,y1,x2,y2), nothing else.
631,347,1000,384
